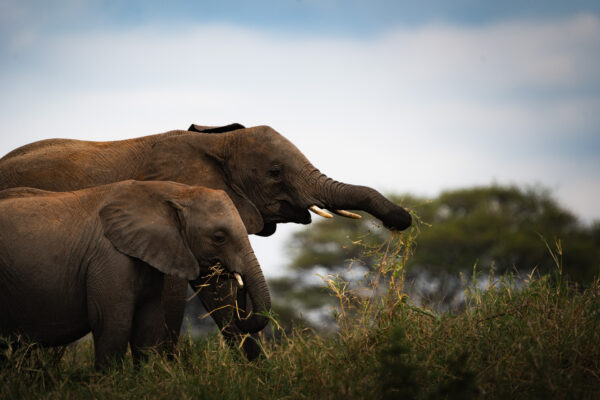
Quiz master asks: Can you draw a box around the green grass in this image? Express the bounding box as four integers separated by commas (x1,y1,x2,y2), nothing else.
2,234,599,399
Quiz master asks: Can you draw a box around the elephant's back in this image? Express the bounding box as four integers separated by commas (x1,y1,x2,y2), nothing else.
0,131,192,191
0,138,79,161
0,191,90,246
0,130,191,162
0,138,113,191
0,187,54,201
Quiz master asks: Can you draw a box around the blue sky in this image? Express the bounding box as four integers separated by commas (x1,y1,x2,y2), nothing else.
3,1,600,34
1,1,599,275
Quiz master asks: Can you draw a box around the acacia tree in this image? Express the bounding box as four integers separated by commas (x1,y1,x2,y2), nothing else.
269,185,600,328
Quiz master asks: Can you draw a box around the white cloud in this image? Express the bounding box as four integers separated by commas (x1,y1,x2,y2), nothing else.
1,14,599,274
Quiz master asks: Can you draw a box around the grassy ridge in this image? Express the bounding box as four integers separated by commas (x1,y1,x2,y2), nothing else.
2,235,599,399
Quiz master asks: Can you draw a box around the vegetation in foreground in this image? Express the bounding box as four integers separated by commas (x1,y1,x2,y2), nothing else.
2,228,599,399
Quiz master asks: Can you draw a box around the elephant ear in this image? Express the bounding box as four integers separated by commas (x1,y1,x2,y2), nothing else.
223,186,265,235
138,135,265,235
99,188,200,280
188,123,245,133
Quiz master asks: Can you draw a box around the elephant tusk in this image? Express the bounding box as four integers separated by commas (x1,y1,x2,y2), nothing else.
234,272,244,289
309,205,333,219
334,210,362,219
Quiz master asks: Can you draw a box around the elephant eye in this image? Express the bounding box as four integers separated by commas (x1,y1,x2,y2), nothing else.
213,231,227,245
268,165,282,180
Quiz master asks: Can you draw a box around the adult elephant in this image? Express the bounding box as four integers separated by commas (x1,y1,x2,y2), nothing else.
0,123,412,359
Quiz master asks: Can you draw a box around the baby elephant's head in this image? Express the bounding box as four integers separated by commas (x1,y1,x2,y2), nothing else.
176,187,271,333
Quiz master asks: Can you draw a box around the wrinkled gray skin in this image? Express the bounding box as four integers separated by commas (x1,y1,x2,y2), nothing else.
0,180,269,368
0,123,411,359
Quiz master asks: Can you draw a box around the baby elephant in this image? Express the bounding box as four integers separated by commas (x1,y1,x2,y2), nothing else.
0,180,270,368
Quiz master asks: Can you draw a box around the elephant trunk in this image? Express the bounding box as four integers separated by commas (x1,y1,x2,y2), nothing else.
312,172,412,231
234,251,271,333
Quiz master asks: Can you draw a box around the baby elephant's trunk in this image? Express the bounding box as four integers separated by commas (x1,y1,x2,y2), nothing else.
234,253,271,333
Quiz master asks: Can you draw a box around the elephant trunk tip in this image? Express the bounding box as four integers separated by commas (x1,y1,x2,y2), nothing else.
383,207,413,231
236,312,270,333
234,286,271,333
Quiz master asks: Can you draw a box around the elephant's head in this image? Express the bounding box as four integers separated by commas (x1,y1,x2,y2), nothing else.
191,125,413,236
99,180,271,333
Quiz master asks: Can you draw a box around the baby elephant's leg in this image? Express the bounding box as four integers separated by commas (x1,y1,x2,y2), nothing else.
162,275,189,349
130,269,169,363
87,257,137,369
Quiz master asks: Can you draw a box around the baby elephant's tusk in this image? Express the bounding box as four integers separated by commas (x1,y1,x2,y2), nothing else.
234,272,244,289
309,205,333,219
334,210,362,219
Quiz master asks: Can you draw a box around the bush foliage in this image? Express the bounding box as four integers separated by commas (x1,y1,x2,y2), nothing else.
270,185,600,325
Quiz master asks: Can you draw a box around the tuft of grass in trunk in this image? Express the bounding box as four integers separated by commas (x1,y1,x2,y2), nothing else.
2,232,599,399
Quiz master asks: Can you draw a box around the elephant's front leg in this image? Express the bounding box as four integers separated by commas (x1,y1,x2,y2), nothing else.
87,290,135,369
87,256,138,369
130,267,168,362
161,275,189,349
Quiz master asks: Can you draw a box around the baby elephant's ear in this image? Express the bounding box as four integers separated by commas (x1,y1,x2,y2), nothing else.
99,190,199,280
